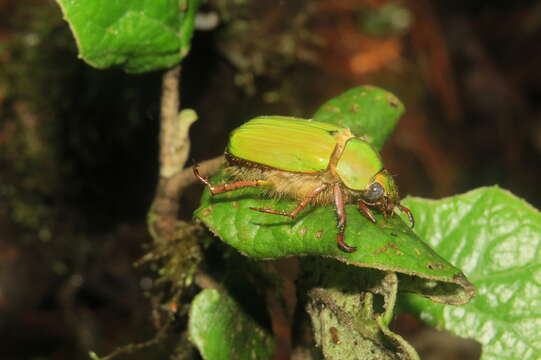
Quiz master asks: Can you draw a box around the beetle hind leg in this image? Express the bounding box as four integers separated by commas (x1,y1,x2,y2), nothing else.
250,207,294,218
193,164,269,195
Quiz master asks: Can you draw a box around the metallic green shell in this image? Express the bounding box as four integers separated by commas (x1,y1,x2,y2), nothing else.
227,116,343,173
335,138,383,190
377,171,397,200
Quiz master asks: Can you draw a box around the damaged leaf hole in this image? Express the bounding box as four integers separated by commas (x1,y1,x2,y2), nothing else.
427,262,446,270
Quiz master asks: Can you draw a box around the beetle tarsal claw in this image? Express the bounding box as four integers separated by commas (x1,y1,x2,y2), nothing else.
193,164,216,192
336,233,357,252
398,204,415,228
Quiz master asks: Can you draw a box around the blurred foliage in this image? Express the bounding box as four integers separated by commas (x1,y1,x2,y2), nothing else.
0,1,161,359
358,2,413,36
0,3,72,232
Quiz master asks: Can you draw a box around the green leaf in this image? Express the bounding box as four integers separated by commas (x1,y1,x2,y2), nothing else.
312,85,404,151
55,0,201,73
195,173,474,305
399,187,541,360
189,289,275,360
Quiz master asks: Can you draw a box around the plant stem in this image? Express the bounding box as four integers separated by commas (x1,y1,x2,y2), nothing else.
151,65,197,240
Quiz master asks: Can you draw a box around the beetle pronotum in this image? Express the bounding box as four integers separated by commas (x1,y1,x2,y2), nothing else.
195,116,414,252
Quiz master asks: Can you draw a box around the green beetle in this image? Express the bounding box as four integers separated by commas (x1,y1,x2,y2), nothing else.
195,116,414,252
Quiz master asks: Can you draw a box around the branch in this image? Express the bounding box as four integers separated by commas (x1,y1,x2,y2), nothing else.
90,323,171,360
160,66,186,178
150,65,199,241
166,155,224,195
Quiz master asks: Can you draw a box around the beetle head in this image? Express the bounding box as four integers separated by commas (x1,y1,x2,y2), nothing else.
359,168,415,227
362,168,400,216
364,182,385,202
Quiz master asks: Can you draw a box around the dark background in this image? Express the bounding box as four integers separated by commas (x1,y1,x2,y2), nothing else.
0,0,539,359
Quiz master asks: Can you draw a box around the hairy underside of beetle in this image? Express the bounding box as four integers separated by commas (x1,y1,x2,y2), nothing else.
224,165,359,205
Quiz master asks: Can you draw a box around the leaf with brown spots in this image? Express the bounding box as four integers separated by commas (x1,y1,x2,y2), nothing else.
194,172,474,305
313,85,404,150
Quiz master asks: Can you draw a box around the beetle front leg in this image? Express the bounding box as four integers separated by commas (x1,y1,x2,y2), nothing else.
397,204,415,228
194,165,269,195
250,183,329,218
334,184,357,252
358,199,377,224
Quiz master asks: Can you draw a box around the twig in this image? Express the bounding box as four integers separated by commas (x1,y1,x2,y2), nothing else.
194,269,222,291
94,322,171,360
133,62,224,360
150,66,199,241
160,66,185,178
165,155,224,195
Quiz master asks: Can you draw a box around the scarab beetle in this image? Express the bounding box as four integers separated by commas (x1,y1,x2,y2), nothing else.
195,116,414,252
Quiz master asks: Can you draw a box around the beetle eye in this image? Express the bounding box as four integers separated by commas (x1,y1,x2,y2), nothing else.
365,182,384,202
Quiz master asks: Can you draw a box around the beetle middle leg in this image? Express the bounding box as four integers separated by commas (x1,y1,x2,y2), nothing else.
397,204,415,228
194,165,270,195
251,183,357,252
250,183,329,218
